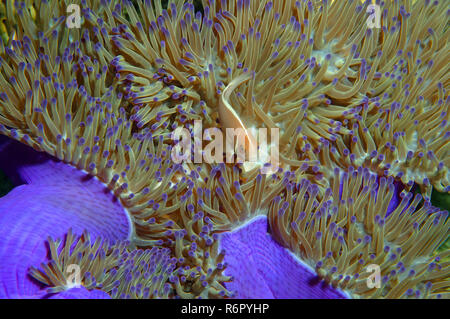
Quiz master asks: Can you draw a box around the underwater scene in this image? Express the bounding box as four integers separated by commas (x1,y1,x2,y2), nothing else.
0,0,448,301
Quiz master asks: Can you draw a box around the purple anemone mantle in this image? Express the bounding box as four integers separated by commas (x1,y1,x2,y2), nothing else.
220,216,348,299
0,136,130,298
0,136,347,299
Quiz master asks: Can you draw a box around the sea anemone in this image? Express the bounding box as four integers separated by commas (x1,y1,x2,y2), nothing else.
110,0,449,197
30,229,183,299
269,167,449,298
0,0,448,299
